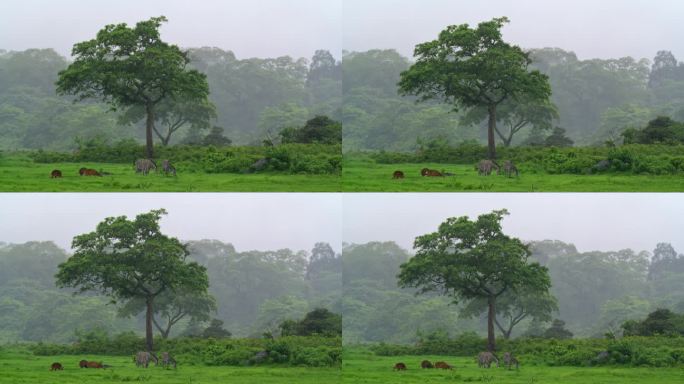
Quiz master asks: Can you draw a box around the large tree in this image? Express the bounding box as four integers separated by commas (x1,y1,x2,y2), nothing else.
398,209,551,351
55,209,209,352
398,17,551,159
56,16,210,158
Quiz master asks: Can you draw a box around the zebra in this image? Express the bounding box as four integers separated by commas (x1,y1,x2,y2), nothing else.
502,352,519,369
477,160,499,176
135,159,157,175
135,351,158,368
477,351,499,368
161,160,176,176
500,160,519,178
160,352,176,369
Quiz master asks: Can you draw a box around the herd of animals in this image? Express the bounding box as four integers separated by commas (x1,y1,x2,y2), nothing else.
392,352,519,372
49,159,177,179
48,351,176,372
392,160,520,179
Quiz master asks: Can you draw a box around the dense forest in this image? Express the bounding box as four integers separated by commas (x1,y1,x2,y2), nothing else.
342,240,684,344
0,240,341,343
342,48,684,151
0,47,341,150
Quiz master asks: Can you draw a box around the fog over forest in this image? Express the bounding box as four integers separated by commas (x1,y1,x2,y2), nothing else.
344,0,684,60
0,0,342,59
0,193,342,252
343,193,684,253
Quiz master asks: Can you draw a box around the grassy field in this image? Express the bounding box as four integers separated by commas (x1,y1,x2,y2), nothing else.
342,159,684,192
0,350,341,384
342,349,684,384
0,156,340,192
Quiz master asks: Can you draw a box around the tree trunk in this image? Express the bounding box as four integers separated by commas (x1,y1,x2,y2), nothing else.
145,104,155,158
145,297,154,352
487,105,497,159
487,296,496,352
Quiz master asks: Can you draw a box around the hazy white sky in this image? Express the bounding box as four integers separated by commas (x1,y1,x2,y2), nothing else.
0,193,342,253
343,0,684,60
343,193,684,255
0,0,342,59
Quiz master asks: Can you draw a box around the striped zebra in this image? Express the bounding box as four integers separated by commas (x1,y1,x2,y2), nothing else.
160,352,177,368
161,160,176,176
135,159,157,175
503,352,519,369
477,160,499,176
135,351,150,368
477,351,499,368
500,160,519,178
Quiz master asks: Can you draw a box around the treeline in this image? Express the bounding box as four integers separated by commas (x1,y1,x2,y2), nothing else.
342,240,684,344
341,48,684,151
0,240,341,343
0,47,341,150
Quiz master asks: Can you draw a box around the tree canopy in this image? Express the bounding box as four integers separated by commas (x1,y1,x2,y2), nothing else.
398,210,551,351
55,209,209,351
399,17,552,158
55,16,210,158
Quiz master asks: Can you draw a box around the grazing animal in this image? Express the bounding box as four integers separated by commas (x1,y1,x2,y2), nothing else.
50,170,62,178
79,360,88,368
50,362,63,371
135,351,150,368
420,360,434,369
161,160,176,176
477,160,499,176
160,352,176,368
503,352,519,369
135,159,157,175
393,362,407,371
79,167,101,176
393,170,405,179
434,361,453,370
86,361,103,368
500,160,519,178
420,168,443,177
478,352,499,368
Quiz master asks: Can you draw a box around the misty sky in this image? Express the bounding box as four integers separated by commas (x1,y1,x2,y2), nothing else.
344,0,684,60
0,193,342,254
0,0,342,59
343,193,684,255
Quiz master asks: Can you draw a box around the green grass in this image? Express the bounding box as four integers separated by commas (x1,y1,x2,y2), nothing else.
342,348,684,383
342,159,684,192
0,155,340,192
0,349,340,384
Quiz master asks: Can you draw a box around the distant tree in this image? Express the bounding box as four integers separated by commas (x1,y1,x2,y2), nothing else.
56,16,210,158
279,115,341,144
649,51,680,88
543,127,574,147
280,308,342,337
622,116,684,144
622,308,684,336
119,98,216,146
200,126,232,146
542,319,573,339
399,17,551,159
398,209,551,352
202,318,232,338
118,291,216,339
55,209,209,352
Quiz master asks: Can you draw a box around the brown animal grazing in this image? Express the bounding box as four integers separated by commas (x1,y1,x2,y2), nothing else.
420,168,443,177
79,360,88,368
79,168,101,176
85,361,104,368
393,362,407,371
393,170,405,179
50,362,63,371
434,361,453,370
51,170,62,178
420,360,434,368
